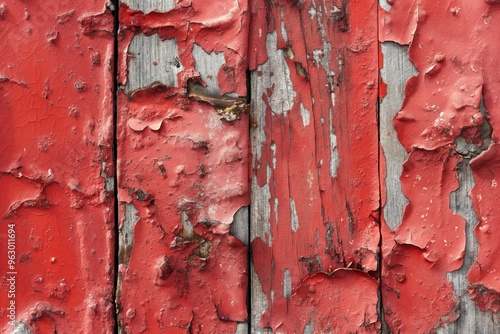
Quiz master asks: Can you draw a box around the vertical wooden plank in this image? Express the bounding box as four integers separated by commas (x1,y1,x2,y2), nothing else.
379,0,500,332
250,0,381,332
0,1,116,333
115,1,250,333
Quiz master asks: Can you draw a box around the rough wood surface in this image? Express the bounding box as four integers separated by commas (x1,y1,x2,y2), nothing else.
440,158,500,333
116,1,250,333
125,34,183,93
120,0,175,14
379,0,500,332
381,39,500,334
250,0,380,332
379,41,415,230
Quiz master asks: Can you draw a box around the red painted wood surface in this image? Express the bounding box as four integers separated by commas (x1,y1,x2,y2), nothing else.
379,1,500,332
0,1,116,333
115,1,250,333
2,0,500,333
250,0,380,332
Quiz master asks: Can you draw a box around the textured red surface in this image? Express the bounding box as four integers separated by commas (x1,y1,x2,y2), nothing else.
0,1,115,333
250,0,381,332
380,0,500,332
116,1,250,333
261,270,380,333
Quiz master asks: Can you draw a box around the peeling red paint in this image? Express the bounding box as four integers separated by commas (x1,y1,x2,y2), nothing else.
118,2,249,96
250,0,380,332
0,0,115,333
469,144,500,312
116,1,250,333
381,148,463,332
380,0,500,332
259,269,380,333
4,0,500,331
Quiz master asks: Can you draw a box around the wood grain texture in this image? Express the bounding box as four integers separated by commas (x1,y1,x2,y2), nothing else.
250,0,380,332
125,34,183,93
380,0,500,332
120,0,175,14
379,41,415,230
116,1,250,333
439,158,500,333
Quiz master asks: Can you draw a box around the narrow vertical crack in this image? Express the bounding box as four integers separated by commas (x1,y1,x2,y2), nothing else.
376,2,388,333
246,67,252,334
111,0,120,333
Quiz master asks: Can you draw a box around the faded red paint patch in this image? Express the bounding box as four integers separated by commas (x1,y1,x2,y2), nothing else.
380,0,500,331
116,1,250,333
250,0,380,332
0,1,115,333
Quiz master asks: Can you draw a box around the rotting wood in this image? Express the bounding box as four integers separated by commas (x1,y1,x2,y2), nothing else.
250,0,380,332
0,1,116,333
115,1,250,333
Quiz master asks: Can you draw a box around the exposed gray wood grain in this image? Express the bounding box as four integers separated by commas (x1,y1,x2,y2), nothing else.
250,31,296,333
379,4,500,331
119,3,250,333
192,44,226,96
235,323,249,334
119,203,139,266
121,0,175,13
230,206,249,246
439,101,500,334
124,34,183,93
379,41,416,230
250,263,270,334
438,159,500,334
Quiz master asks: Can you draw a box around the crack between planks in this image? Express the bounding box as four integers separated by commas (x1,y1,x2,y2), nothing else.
111,0,120,333
376,1,389,333
246,66,253,334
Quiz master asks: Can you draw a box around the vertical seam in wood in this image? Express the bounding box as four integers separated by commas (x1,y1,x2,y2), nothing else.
376,3,388,333
112,1,119,333
246,65,253,333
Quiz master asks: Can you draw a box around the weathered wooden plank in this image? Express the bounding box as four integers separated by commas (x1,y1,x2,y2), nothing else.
379,0,500,332
0,1,116,333
250,0,380,332
115,1,250,333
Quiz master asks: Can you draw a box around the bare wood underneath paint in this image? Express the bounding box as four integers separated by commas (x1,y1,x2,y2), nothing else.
380,27,500,334
118,5,249,332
